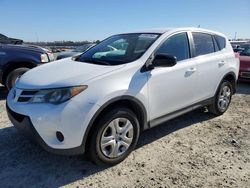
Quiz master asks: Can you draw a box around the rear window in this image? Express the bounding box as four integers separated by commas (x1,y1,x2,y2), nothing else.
192,33,215,56
214,35,226,50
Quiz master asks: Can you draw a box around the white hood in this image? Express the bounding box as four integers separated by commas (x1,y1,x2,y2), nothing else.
16,58,124,89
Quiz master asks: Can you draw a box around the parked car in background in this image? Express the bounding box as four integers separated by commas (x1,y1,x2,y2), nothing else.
0,33,23,44
0,43,54,89
56,43,95,60
233,47,244,53
238,44,250,82
231,40,249,53
7,28,239,166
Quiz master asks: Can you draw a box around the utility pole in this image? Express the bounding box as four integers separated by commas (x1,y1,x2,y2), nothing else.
35,32,39,42
234,32,237,40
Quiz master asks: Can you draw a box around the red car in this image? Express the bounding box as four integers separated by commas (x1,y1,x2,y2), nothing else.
238,44,250,82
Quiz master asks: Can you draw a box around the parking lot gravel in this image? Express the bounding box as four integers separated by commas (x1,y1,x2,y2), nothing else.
0,83,249,188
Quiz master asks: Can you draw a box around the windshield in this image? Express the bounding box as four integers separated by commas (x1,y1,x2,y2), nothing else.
241,45,250,56
0,34,10,44
76,33,160,65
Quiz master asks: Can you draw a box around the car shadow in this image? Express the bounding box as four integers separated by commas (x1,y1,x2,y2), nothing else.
236,82,250,95
0,86,7,100
0,83,248,187
0,109,214,187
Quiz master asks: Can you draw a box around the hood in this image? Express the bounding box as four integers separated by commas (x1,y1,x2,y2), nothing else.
4,44,47,54
16,58,124,89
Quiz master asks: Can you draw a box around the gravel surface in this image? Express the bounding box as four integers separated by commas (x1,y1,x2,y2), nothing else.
0,83,249,188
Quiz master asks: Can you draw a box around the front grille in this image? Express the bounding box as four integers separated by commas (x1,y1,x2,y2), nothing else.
241,72,250,78
7,105,25,123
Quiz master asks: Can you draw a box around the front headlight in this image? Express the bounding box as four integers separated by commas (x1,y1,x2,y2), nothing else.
30,85,88,104
40,54,49,63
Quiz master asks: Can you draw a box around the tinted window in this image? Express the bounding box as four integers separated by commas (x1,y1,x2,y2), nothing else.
156,33,190,61
215,35,226,50
192,33,215,56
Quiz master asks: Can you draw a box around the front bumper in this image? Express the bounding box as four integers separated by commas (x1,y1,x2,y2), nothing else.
6,86,101,155
238,70,250,82
6,103,84,155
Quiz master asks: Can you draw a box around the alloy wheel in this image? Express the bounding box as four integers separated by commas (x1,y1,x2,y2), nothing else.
217,85,231,112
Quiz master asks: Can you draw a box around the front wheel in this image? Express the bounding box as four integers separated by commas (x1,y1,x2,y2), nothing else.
208,80,233,116
87,107,140,166
6,68,30,90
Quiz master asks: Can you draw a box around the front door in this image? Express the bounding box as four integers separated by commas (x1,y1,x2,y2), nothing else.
147,32,197,121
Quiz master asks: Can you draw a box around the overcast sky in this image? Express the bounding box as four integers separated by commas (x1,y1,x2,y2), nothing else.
0,0,249,41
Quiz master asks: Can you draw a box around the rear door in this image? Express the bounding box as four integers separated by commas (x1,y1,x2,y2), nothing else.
190,32,227,102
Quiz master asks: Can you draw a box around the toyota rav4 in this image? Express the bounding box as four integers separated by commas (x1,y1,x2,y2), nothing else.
7,28,239,166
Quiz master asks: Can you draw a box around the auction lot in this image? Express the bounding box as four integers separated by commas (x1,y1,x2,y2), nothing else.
0,83,249,187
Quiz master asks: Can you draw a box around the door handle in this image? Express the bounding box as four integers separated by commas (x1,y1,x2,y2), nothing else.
185,67,196,77
186,67,196,73
218,60,225,67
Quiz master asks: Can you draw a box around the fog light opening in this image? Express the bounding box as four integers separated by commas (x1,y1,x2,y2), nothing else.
56,131,64,142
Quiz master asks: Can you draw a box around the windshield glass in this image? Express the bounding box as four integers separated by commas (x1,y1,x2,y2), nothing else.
76,33,160,65
241,46,250,56
0,34,10,44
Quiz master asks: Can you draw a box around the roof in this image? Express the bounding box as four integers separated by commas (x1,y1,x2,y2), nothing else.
119,27,226,37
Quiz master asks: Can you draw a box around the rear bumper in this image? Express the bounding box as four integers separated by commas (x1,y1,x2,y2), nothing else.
6,103,84,155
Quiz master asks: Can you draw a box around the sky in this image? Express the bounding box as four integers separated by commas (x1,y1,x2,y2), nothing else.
0,0,249,42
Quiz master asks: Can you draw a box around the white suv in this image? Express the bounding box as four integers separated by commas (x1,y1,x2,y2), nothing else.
7,28,239,165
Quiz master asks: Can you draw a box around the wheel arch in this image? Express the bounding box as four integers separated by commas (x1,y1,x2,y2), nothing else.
2,61,36,85
221,71,237,94
82,96,148,151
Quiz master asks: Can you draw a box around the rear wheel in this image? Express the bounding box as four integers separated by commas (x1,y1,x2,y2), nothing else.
6,68,30,90
87,107,140,166
208,80,233,116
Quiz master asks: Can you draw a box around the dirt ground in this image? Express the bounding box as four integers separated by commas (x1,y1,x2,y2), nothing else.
0,83,249,188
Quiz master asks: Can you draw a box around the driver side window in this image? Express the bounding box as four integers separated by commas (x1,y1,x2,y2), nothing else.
156,32,190,61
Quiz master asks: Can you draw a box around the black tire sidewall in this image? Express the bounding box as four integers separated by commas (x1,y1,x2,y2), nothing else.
88,107,140,166
215,80,233,114
6,68,29,90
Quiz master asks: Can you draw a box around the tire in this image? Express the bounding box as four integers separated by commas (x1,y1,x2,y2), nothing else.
87,107,140,166
6,68,30,90
208,80,233,116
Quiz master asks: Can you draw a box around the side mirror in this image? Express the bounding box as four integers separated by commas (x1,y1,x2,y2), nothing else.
152,54,177,67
